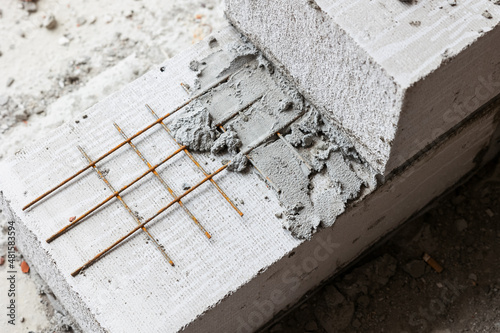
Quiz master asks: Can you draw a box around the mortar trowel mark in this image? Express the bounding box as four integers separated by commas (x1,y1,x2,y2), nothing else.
213,95,263,128
277,132,312,170
113,122,211,239
77,146,174,266
218,125,280,192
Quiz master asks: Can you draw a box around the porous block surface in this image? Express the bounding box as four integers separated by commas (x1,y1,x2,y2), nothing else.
0,26,301,332
226,0,500,175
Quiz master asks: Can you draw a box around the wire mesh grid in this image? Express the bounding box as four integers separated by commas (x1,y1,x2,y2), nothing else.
23,102,243,277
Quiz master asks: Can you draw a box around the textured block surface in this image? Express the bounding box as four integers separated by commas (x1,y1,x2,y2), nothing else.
0,26,301,332
226,0,500,175
1,22,499,333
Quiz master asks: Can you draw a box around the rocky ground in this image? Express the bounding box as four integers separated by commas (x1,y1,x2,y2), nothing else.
1,1,499,332
263,158,500,333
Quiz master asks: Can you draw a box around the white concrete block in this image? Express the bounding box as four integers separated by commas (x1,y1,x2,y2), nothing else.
226,0,500,175
184,95,500,333
1,24,499,333
0,26,305,333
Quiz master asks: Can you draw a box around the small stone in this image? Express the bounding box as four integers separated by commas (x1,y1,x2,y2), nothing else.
6,77,14,87
404,260,426,279
182,183,191,191
456,219,468,232
486,209,494,217
75,56,90,66
14,110,28,122
43,14,57,29
447,0,457,5
24,1,37,13
17,30,25,38
315,286,355,332
69,216,76,222
491,0,500,5
0,256,5,265
303,134,315,147
58,36,70,46
89,15,97,24
304,321,318,331
20,260,30,273
208,36,219,48
469,273,477,281
482,10,493,19
124,9,134,18
189,60,200,71
356,295,370,308
452,194,466,205
76,17,87,26
0,94,9,106
352,319,361,328
104,15,113,24
20,317,25,323
275,212,283,219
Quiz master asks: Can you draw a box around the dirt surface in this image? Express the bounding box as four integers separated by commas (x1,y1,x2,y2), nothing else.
263,157,500,333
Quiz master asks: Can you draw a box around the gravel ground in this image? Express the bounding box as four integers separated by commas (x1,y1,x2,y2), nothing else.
1,1,499,332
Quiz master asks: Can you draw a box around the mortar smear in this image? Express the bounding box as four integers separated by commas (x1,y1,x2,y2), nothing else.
169,101,218,152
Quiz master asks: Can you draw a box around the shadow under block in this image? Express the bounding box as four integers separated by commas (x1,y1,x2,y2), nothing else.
226,0,500,176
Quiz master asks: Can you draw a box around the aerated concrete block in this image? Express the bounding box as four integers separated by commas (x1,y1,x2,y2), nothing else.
226,0,500,176
1,24,499,333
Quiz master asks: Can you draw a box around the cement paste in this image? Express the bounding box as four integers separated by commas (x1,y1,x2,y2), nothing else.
169,101,218,152
179,36,377,238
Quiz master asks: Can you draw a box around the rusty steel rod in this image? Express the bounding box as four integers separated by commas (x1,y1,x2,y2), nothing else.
23,73,235,211
78,146,174,266
146,104,244,217
69,110,308,276
113,123,211,239
46,145,186,243
71,163,228,277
